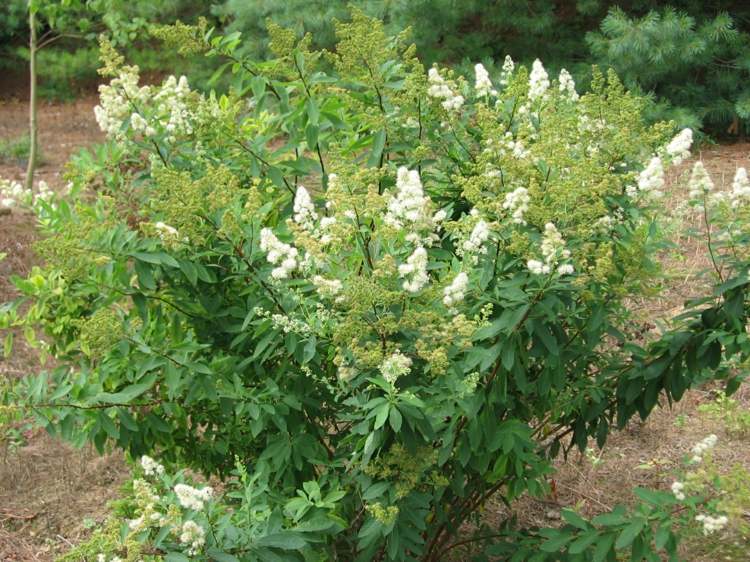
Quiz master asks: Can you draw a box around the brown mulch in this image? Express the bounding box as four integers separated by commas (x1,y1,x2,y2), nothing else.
0,98,128,561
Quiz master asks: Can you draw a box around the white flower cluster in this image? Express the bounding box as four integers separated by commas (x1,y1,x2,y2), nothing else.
671,480,686,501
253,306,316,336
318,216,337,245
528,223,573,275
502,187,531,225
293,185,318,228
474,63,496,97
427,67,464,111
730,167,750,208
180,520,206,555
443,272,468,312
380,350,412,385
174,483,214,511
130,112,155,137
95,67,200,143
97,555,123,562
528,59,550,101
154,221,186,247
260,228,298,280
558,69,578,101
484,132,528,159
629,156,665,199
337,365,358,382
94,66,150,138
695,513,728,536
129,478,168,531
688,161,714,201
35,180,54,204
577,115,607,135
385,167,443,245
399,246,429,292
312,275,343,299
152,75,193,142
526,260,548,275
271,313,313,335
140,455,165,476
462,219,491,264
664,128,693,165
385,167,429,229
499,55,514,87
1,177,54,209
593,213,620,232
690,433,718,463
1,177,27,208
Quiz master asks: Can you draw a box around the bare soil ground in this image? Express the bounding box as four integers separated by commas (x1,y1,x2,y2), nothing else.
0,99,748,561
0,98,129,561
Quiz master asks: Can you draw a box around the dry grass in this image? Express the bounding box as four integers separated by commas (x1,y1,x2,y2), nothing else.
1,98,749,560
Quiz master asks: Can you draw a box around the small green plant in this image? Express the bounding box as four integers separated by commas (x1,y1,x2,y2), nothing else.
698,389,750,437
0,381,31,451
0,135,40,166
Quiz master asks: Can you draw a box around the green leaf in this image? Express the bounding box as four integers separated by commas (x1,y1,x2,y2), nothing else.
179,260,198,286
388,406,402,432
306,97,319,125
206,550,240,562
540,531,573,553
592,510,628,526
374,403,390,430
363,481,390,501
3,332,12,358
131,251,180,268
305,123,319,150
614,518,645,549
98,373,156,404
655,523,671,550
633,487,671,505
592,533,615,562
257,531,307,550
567,531,599,554
367,129,386,167
561,509,590,530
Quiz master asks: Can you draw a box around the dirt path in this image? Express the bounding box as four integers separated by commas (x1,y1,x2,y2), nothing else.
0,98,129,561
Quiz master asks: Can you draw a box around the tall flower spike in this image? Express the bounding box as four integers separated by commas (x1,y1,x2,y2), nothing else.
427,67,464,111
260,228,298,280
528,59,550,101
293,185,317,228
632,156,665,199
443,272,469,311
461,220,490,264
380,350,412,385
558,69,578,101
502,187,530,225
499,55,514,86
731,167,750,208
688,161,713,200
665,128,692,165
384,166,440,245
474,63,496,97
399,246,429,292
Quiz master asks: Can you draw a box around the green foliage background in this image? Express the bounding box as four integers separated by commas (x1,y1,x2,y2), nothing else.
3,0,750,133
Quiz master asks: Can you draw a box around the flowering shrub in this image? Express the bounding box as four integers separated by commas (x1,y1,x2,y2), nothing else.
4,10,750,560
